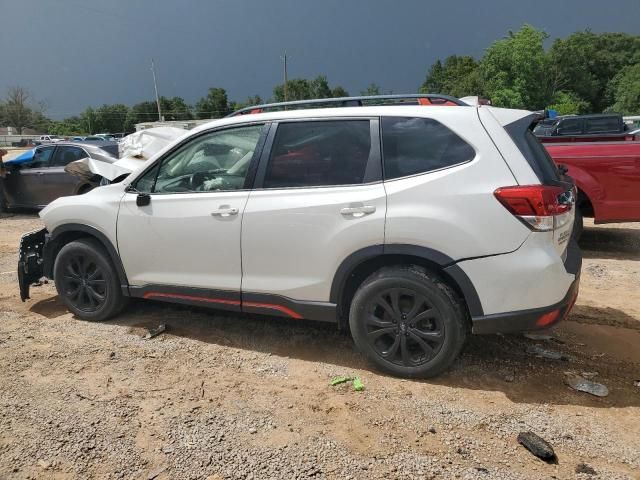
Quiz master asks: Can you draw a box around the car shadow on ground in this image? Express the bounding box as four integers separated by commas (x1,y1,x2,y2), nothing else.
580,226,640,261
30,295,640,409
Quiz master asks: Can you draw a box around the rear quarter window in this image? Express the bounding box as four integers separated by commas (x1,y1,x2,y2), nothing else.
381,117,475,180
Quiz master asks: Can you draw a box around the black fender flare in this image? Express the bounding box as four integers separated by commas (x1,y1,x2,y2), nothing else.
44,223,129,288
329,244,484,317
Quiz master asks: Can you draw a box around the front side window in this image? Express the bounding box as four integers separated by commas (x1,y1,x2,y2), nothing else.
136,124,263,193
381,117,475,180
263,120,372,188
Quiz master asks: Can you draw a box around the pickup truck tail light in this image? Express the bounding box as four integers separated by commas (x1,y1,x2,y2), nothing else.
494,185,575,231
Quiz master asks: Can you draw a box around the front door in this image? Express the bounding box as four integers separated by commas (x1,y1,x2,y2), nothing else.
116,123,267,299
3,146,55,208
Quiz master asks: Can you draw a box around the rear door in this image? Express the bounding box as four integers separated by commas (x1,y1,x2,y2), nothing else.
40,145,87,201
241,118,385,309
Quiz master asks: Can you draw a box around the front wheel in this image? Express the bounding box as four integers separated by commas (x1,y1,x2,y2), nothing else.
53,238,127,321
349,266,467,378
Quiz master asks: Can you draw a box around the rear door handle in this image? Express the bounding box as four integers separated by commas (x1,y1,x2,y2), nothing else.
211,205,239,217
340,205,376,218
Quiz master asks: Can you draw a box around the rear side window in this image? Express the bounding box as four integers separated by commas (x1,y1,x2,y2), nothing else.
585,117,621,134
264,120,371,188
381,117,475,180
50,146,86,167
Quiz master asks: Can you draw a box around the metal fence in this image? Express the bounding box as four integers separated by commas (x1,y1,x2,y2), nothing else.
0,135,39,147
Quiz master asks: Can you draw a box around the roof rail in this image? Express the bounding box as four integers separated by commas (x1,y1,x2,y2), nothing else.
227,94,468,117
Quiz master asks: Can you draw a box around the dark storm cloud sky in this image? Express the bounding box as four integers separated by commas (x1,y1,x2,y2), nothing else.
2,0,639,118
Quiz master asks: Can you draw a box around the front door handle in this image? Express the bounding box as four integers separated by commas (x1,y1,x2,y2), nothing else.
211,205,239,217
340,205,376,218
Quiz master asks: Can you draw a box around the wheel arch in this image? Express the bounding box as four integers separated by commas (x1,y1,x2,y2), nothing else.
330,245,483,328
44,224,128,288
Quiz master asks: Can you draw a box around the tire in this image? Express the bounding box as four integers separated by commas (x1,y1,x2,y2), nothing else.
572,207,583,241
349,266,467,378
53,238,127,321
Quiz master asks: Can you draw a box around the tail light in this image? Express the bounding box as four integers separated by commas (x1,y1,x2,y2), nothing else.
494,185,575,231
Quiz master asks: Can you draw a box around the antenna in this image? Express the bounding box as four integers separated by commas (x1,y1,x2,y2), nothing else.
151,58,162,121
280,52,289,104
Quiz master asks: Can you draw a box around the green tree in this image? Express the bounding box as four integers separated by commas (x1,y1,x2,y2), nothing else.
420,56,483,98
310,76,332,98
195,88,230,119
92,103,130,133
606,63,640,115
360,83,382,96
549,31,640,112
420,60,444,93
548,91,590,116
480,25,551,109
48,116,85,136
273,78,312,102
331,86,349,97
230,95,264,112
273,77,349,102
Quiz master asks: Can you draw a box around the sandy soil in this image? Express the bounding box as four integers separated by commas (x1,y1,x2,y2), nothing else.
0,214,638,479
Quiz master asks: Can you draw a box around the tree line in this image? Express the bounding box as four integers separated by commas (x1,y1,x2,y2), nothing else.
1,25,638,136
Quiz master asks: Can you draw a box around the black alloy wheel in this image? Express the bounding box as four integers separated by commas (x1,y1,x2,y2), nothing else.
364,288,444,367
60,253,107,313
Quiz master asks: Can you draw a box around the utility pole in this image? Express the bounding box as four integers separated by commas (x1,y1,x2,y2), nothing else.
281,51,289,104
151,58,162,121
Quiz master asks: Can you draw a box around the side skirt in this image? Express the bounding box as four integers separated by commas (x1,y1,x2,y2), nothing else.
127,285,337,323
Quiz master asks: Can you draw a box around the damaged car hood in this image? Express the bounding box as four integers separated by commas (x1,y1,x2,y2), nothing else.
65,127,187,181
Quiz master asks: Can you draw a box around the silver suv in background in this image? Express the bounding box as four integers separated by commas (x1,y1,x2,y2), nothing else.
17,95,581,378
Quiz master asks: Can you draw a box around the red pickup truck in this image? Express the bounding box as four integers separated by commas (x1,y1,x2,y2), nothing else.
544,141,640,236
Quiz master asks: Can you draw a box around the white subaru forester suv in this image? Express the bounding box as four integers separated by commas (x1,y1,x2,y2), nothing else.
18,95,581,378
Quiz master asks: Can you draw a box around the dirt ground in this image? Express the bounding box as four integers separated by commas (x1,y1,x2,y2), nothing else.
0,213,639,480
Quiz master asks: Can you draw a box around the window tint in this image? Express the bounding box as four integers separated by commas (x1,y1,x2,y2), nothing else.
50,146,87,167
140,124,263,193
585,117,620,134
263,120,371,188
556,118,582,135
381,117,474,179
27,146,55,168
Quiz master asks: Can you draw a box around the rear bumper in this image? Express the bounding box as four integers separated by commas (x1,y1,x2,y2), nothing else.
471,240,581,334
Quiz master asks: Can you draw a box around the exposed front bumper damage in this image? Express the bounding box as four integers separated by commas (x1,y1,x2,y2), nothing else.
18,228,47,301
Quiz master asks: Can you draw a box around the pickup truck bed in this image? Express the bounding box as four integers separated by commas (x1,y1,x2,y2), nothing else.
545,141,640,227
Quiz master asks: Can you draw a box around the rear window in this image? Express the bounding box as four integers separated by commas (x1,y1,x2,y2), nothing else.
381,117,475,180
585,116,621,134
506,117,561,184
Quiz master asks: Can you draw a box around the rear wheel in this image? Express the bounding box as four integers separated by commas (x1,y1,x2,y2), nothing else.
53,239,127,321
349,266,467,378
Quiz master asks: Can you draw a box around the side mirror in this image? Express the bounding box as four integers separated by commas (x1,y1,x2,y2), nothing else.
136,193,151,207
